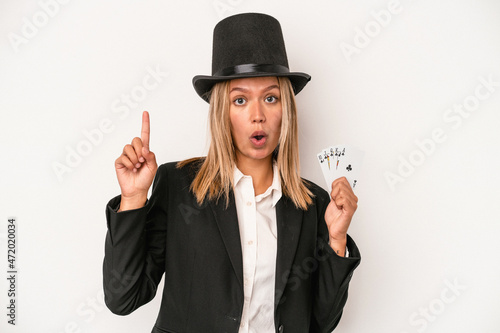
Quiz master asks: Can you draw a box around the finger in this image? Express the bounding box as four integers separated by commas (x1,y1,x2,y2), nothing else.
332,193,358,213
330,177,350,198
333,185,358,204
331,177,351,192
331,178,357,199
332,191,358,210
142,148,157,167
330,181,358,206
141,111,150,153
123,144,140,168
116,154,135,171
131,137,144,163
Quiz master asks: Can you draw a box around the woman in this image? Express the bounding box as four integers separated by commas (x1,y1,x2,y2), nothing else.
103,13,360,333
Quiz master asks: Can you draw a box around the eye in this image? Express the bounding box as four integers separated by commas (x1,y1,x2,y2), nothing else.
265,95,278,103
233,97,246,105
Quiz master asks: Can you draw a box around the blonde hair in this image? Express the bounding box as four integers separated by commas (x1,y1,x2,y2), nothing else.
178,77,313,209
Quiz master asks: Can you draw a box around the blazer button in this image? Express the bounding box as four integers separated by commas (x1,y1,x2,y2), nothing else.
278,324,283,332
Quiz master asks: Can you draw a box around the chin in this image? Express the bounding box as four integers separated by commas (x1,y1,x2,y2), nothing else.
238,149,274,162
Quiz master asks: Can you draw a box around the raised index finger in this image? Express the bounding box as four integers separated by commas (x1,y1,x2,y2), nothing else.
141,111,150,152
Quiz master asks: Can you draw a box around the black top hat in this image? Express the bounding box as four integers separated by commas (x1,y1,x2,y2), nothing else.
192,13,311,102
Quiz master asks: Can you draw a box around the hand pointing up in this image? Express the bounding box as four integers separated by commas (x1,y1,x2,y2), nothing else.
115,111,158,211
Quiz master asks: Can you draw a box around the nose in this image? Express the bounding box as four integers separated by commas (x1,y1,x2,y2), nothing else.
250,101,266,123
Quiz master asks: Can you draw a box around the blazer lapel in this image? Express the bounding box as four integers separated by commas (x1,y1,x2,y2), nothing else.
274,195,304,308
207,191,304,307
208,192,244,288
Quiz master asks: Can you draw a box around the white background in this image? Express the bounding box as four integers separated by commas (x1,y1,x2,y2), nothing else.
1,0,500,332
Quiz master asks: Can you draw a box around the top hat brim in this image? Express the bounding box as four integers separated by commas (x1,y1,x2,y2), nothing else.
193,71,311,103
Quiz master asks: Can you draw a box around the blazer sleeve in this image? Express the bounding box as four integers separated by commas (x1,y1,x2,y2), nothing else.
311,189,361,333
102,164,168,315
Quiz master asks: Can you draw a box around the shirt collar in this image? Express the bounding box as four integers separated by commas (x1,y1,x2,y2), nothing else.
233,162,282,207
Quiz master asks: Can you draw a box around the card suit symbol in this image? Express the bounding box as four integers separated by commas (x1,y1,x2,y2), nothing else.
353,180,357,187
346,164,352,171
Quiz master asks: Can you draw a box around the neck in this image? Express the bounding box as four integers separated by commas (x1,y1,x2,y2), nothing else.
235,155,274,196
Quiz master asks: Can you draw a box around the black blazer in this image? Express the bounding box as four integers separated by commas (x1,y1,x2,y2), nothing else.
103,161,360,333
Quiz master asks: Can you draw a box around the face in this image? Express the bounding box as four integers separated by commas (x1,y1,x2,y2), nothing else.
228,76,282,166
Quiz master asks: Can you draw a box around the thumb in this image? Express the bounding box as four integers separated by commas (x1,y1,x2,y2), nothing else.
142,147,157,166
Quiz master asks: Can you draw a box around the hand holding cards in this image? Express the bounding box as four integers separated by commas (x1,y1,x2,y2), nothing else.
317,144,365,191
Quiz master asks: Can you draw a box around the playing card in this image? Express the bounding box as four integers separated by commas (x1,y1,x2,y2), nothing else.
332,146,345,172
317,149,333,188
317,144,364,191
331,144,365,190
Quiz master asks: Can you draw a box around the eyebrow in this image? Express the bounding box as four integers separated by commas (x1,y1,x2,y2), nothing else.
229,84,280,94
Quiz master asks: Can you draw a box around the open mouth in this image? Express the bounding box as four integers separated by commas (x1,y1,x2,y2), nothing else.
250,131,267,146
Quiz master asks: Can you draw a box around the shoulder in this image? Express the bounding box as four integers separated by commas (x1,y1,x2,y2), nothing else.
155,157,204,184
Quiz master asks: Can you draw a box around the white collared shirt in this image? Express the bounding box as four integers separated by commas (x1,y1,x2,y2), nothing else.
233,163,281,333
233,163,348,332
